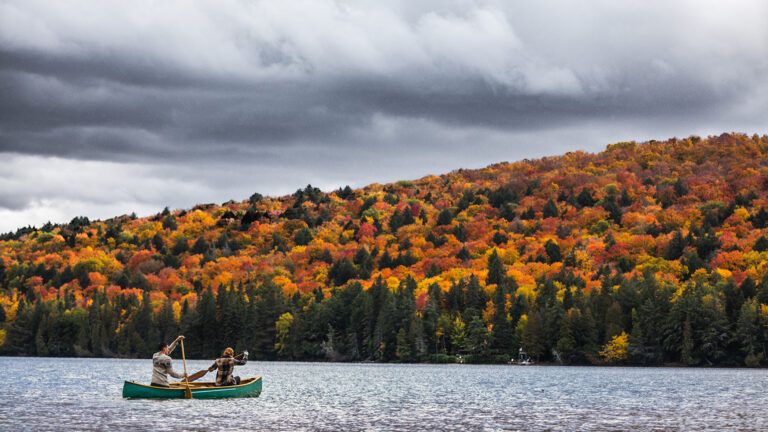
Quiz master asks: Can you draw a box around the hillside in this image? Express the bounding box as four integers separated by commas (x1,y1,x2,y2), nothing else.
1,133,768,365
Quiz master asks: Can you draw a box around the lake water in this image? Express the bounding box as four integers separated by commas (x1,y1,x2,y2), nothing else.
0,358,766,431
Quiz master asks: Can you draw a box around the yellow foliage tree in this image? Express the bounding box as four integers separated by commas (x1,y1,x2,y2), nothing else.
600,331,629,363
172,301,182,322
275,312,294,355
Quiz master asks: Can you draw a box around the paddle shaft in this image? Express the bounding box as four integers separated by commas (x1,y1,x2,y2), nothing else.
180,339,192,399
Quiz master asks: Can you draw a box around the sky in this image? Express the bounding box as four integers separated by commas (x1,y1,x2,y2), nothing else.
1,0,767,233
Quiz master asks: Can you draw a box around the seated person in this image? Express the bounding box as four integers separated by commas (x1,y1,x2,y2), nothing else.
208,347,247,386
151,335,187,387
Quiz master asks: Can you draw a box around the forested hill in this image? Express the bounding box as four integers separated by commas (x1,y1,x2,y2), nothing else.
2,133,768,366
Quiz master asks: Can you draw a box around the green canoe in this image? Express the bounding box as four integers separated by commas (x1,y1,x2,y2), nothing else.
122,376,262,399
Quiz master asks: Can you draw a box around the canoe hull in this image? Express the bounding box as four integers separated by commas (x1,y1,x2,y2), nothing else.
122,376,262,399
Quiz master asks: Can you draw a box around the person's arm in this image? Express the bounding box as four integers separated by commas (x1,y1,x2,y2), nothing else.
208,362,218,372
166,359,185,379
167,335,184,354
234,351,248,365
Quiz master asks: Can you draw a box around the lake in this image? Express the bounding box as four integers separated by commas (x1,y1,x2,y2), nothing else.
0,357,766,431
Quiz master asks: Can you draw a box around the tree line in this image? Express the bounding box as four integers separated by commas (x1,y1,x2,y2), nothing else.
2,251,766,366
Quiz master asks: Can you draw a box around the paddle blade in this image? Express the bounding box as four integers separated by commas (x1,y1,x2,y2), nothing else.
184,386,192,399
187,369,208,382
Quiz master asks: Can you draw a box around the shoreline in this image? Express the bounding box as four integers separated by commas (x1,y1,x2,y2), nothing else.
1,354,764,369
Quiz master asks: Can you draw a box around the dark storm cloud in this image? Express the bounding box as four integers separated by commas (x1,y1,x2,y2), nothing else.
0,0,767,231
1,0,763,161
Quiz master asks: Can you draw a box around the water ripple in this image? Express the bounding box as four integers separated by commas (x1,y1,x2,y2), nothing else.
0,358,766,431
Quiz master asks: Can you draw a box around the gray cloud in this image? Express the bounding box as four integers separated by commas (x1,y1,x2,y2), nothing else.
0,0,767,231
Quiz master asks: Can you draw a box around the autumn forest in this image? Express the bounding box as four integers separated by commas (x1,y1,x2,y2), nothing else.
1,133,768,366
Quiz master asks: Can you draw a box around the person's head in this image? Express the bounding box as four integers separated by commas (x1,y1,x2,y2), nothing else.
158,342,169,355
222,347,234,357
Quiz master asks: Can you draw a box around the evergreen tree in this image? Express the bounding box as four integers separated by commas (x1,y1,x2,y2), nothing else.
195,287,219,357
556,314,577,364
628,309,650,365
602,198,623,224
681,317,695,365
673,178,687,196
741,277,757,299
544,240,562,263
722,280,744,323
490,276,515,355
543,199,559,218
436,208,454,226
576,188,595,208
378,250,394,269
293,227,313,246
453,223,467,242
134,296,157,357
252,281,286,359
3,301,34,354
422,290,440,355
464,276,487,312
389,209,404,232
353,248,374,279
486,250,505,287
665,231,686,260
456,246,471,261
156,301,177,344
542,302,565,359
191,237,209,254
373,295,398,361
522,310,545,360
750,207,768,228
562,287,574,311
465,315,489,356
395,327,412,362
604,301,624,342
492,232,508,245
737,299,765,365
409,314,427,359
329,258,357,286
570,306,598,363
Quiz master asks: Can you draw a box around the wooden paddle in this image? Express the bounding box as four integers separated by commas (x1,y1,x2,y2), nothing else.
180,338,192,399
187,369,208,382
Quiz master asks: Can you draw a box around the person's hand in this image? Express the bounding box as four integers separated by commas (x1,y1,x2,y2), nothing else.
177,335,185,341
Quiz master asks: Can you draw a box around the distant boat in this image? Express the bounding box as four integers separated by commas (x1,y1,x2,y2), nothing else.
122,376,262,399
509,348,533,365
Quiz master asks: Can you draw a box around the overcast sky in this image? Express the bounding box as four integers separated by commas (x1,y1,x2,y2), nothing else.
1,0,767,232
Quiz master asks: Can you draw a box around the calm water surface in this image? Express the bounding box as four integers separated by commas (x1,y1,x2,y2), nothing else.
0,357,766,431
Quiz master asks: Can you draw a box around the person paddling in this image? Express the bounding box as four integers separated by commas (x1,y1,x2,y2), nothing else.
151,335,187,387
208,347,248,386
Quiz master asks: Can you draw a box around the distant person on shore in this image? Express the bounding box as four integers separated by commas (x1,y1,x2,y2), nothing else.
208,347,248,386
151,335,187,387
